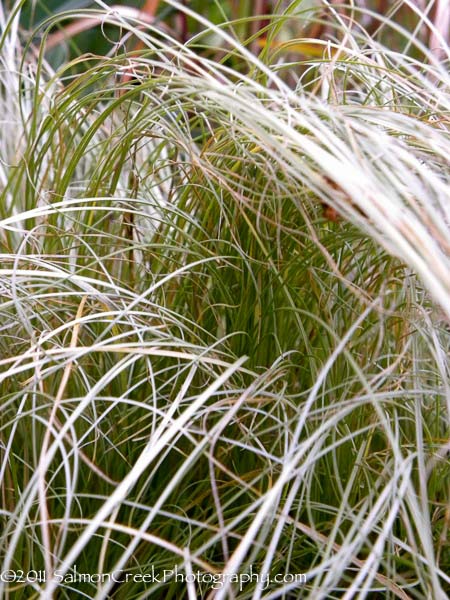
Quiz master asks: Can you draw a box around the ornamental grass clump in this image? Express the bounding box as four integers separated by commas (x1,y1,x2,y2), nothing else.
0,1,449,598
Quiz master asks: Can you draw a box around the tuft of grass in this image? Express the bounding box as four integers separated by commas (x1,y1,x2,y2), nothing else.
0,1,449,598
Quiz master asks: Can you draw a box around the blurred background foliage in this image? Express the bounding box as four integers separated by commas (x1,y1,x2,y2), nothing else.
16,0,449,71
